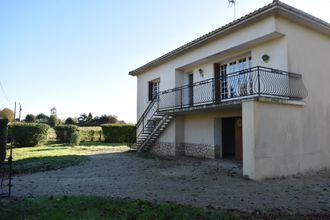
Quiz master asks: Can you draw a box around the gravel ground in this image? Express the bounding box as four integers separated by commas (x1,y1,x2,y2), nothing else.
12,148,330,215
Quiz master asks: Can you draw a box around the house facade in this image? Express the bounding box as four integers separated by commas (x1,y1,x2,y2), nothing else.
129,1,330,180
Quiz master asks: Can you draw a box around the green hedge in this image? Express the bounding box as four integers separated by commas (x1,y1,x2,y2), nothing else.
79,127,102,142
10,122,50,147
0,119,8,162
54,125,79,143
70,131,81,146
101,124,135,143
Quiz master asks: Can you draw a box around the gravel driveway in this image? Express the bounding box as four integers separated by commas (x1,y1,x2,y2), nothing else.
12,148,330,215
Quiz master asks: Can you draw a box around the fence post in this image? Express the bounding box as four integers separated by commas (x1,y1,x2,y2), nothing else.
157,93,159,110
212,79,215,103
257,67,261,96
180,88,183,108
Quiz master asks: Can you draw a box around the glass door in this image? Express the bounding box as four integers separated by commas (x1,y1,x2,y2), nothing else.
220,55,252,99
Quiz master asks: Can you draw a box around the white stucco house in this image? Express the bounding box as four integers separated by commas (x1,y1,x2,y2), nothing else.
128,0,330,180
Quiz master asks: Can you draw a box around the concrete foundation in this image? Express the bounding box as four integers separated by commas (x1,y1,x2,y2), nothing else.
150,142,216,159
184,143,216,159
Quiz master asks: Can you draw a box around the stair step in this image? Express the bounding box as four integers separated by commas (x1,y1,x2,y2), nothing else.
135,113,175,152
154,113,165,116
142,127,153,130
151,115,163,118
140,132,151,135
140,134,151,137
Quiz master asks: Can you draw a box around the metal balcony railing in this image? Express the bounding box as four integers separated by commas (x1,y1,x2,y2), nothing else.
128,66,308,147
157,66,308,111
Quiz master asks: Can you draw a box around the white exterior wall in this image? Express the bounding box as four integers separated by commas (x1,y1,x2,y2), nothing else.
252,36,288,70
243,17,330,179
136,16,278,119
183,114,214,146
182,110,241,158
183,111,241,145
138,37,288,151
243,101,304,179
154,36,289,150
135,12,330,179
137,16,282,145
277,18,330,173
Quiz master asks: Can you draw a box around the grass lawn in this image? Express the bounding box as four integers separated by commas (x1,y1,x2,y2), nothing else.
8,142,128,174
0,196,321,220
0,196,256,220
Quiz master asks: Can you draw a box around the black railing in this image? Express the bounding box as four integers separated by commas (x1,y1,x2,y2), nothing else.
128,66,308,147
127,98,159,147
157,66,308,111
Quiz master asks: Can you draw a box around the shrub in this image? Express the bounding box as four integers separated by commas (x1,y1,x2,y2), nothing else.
54,125,79,143
25,114,36,123
70,131,81,146
79,127,102,142
10,122,50,147
101,124,135,143
0,119,8,162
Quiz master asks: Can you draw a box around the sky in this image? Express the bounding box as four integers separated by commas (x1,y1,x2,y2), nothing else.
0,0,329,123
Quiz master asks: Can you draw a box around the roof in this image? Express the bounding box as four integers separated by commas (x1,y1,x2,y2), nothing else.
129,0,330,76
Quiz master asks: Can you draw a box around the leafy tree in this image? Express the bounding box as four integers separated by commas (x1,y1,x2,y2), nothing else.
65,117,76,125
107,115,118,124
0,108,14,122
25,114,36,123
36,113,49,122
73,113,120,126
98,115,118,125
78,113,87,125
78,113,93,126
87,113,93,121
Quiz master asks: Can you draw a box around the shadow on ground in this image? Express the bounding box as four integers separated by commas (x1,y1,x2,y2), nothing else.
79,142,127,147
13,155,88,174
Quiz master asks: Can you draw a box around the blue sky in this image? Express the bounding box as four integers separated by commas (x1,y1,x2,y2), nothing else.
0,0,329,123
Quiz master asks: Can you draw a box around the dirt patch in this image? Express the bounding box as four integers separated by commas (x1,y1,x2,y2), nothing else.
12,150,330,215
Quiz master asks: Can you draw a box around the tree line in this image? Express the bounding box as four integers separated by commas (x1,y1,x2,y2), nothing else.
24,113,123,127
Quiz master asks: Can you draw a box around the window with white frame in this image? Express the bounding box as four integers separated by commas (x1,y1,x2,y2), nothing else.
148,79,160,101
220,55,252,98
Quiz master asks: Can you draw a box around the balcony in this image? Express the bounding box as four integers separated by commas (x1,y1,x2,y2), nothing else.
157,66,308,112
129,66,308,148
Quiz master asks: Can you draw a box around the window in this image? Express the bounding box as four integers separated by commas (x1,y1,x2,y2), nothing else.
220,55,252,98
220,64,228,99
239,58,247,71
148,79,160,101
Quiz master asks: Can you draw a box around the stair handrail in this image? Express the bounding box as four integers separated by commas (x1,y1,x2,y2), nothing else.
127,98,159,147
137,114,170,152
